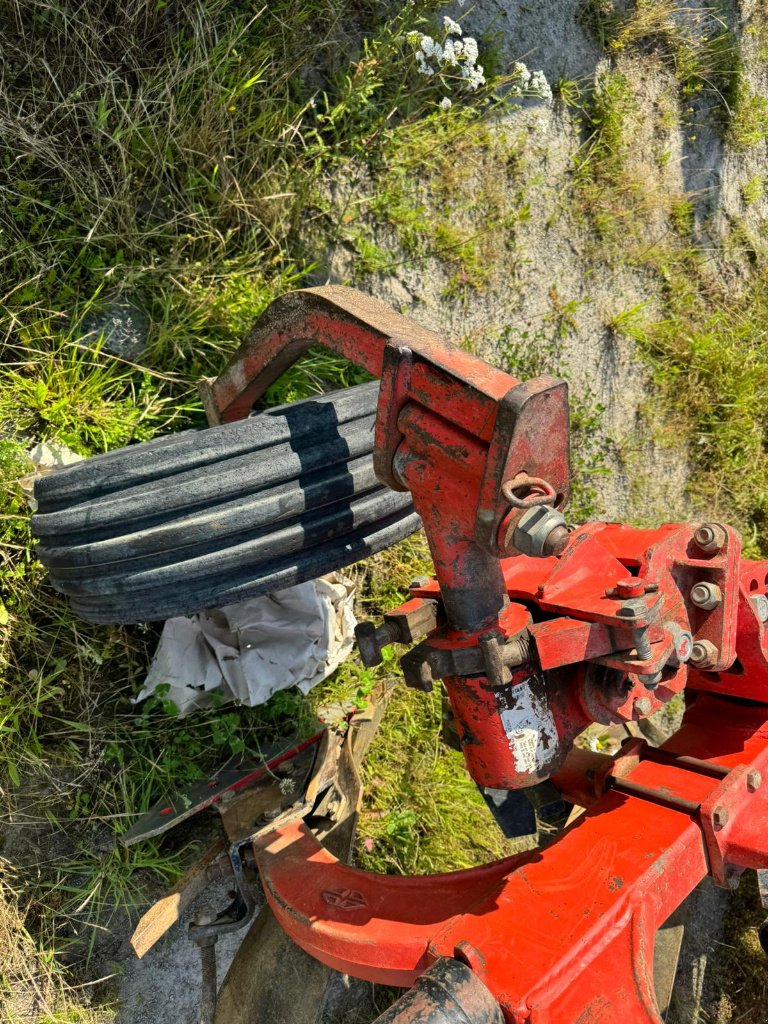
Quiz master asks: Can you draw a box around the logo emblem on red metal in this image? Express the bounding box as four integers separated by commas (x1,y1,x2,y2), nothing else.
321,887,367,910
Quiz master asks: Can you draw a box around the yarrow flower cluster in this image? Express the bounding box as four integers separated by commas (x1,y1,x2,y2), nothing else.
409,15,486,92
512,61,553,102
407,10,552,108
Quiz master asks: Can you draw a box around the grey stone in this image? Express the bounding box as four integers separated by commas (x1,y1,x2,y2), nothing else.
81,300,150,360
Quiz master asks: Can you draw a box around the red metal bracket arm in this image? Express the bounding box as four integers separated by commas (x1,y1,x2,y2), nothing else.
199,285,526,430
199,287,570,625
199,286,447,425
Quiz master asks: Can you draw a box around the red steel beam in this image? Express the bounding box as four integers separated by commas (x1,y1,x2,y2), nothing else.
253,694,768,1023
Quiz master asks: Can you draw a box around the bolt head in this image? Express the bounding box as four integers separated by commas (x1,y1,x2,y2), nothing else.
747,770,763,792
410,576,430,590
751,595,768,623
693,523,725,555
690,639,718,668
617,603,640,619
634,696,653,716
675,630,693,663
712,805,729,829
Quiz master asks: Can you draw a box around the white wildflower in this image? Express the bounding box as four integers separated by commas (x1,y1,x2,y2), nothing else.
415,52,433,76
443,15,462,36
453,39,464,55
420,35,443,61
462,36,479,65
440,96,453,110
442,39,458,66
513,61,532,87
462,63,485,90
530,69,553,101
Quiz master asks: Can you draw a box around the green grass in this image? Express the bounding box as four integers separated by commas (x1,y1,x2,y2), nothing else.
358,685,529,876
0,0,516,1013
614,281,768,555
742,175,768,204
729,86,768,151
570,48,768,557
579,1,740,107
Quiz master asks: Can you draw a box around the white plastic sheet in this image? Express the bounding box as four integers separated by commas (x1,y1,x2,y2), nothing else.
19,441,84,510
137,573,357,714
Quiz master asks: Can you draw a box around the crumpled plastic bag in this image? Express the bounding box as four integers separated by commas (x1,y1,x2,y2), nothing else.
137,573,357,714
18,441,84,510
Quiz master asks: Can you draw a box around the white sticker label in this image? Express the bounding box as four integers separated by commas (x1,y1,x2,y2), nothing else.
499,679,558,776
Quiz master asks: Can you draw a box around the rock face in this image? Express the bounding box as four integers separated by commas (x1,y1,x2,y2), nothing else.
317,0,768,529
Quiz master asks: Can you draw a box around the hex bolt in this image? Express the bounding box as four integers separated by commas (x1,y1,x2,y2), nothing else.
634,696,653,716
690,582,722,611
690,639,718,668
510,506,568,559
747,770,763,792
712,805,729,829
617,599,652,661
693,523,726,555
632,628,652,662
751,594,768,623
355,620,402,667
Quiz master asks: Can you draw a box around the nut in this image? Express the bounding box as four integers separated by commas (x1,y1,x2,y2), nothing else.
690,582,722,611
690,639,718,668
750,594,768,623
693,523,726,555
639,670,663,690
747,770,763,792
510,506,568,559
712,805,729,829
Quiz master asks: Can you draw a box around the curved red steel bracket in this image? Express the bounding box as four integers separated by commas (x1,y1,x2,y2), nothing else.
252,695,768,1023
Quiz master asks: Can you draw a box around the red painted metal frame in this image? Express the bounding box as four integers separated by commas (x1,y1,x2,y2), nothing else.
207,285,768,1020
254,694,768,1022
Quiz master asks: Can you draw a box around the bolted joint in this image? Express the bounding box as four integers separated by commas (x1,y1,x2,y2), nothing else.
511,506,569,559
690,639,718,669
690,582,722,611
693,523,726,555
